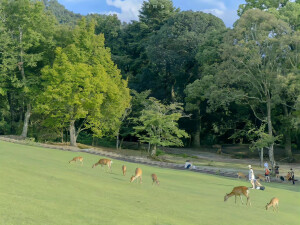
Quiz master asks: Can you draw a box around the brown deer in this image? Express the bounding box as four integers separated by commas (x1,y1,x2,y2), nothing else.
122,165,126,176
69,156,83,165
130,168,142,183
237,172,247,180
256,174,266,182
266,197,279,212
151,174,160,185
224,186,251,206
92,159,112,172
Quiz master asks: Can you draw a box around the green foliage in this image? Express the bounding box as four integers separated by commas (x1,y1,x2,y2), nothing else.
146,11,225,101
247,124,282,151
134,98,189,151
43,0,82,25
155,148,165,156
36,19,131,143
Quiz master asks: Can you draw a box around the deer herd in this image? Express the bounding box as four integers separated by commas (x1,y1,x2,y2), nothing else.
69,156,279,212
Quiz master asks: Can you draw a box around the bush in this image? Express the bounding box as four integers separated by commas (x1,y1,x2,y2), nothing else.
156,149,165,156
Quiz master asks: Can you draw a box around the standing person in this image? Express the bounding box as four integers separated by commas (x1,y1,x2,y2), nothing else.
265,167,271,182
275,165,280,179
290,168,295,185
248,165,255,189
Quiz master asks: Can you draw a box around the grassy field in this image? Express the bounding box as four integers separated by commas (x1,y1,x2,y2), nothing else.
0,141,299,225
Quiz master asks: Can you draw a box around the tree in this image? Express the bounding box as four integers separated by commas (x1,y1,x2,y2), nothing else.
238,0,290,16
118,90,151,149
43,0,82,25
247,124,281,167
202,9,295,167
0,0,56,137
184,77,213,147
134,98,189,155
146,11,225,101
36,19,131,146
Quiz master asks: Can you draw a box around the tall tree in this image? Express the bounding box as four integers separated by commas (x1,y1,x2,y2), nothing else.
36,19,131,146
0,0,56,137
146,11,225,102
202,9,295,166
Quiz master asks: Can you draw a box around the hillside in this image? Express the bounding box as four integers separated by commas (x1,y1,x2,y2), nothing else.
0,141,299,225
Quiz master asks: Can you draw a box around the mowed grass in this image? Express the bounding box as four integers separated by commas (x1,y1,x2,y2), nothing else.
0,141,299,225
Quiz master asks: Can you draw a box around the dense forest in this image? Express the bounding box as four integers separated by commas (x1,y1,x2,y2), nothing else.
0,0,299,166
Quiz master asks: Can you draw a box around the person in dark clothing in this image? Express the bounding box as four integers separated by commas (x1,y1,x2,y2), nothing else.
275,165,279,179
290,168,295,185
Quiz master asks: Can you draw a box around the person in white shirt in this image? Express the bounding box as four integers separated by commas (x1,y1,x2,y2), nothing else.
248,165,255,189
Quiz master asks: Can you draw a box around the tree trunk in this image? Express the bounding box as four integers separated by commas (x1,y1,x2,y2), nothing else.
259,148,263,168
284,131,292,158
147,142,150,154
120,138,124,150
69,120,77,147
116,134,120,150
193,130,200,148
193,114,201,147
21,104,31,138
151,144,157,156
266,98,275,169
283,105,292,158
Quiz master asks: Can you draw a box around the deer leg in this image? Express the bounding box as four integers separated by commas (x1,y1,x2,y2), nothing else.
235,196,237,204
140,176,142,184
240,195,244,204
247,197,251,206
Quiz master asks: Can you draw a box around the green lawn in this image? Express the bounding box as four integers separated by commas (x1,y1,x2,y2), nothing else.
0,141,299,225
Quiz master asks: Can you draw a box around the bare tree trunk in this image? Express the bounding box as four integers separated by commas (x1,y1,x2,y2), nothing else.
147,142,151,154
116,134,120,150
69,120,77,147
283,105,292,158
119,138,124,149
21,104,31,138
260,148,263,168
151,144,157,156
284,131,292,158
267,98,275,169
193,130,200,148
19,28,31,138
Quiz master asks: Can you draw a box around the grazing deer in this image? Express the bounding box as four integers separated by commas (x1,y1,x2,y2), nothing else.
256,174,266,182
92,159,112,172
130,168,142,183
122,165,126,176
224,186,251,206
266,197,279,212
237,172,247,180
69,156,83,165
151,174,160,185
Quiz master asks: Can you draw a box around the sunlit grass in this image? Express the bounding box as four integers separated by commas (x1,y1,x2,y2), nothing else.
0,141,299,225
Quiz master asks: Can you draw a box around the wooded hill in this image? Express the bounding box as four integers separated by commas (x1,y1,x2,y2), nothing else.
0,0,299,165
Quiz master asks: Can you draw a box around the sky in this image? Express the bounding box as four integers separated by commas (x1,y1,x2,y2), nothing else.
57,0,246,27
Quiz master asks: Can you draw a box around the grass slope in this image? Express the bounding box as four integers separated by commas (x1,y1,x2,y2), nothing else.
0,141,299,225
